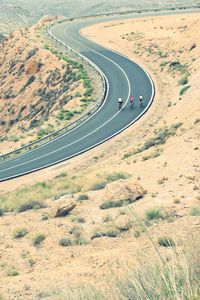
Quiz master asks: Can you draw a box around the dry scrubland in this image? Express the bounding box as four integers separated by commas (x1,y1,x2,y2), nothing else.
0,13,200,300
0,17,100,154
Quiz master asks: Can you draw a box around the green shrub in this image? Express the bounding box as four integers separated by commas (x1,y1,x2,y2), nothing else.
100,199,132,210
13,228,28,239
0,208,4,216
91,228,120,239
55,172,67,178
179,85,191,95
142,150,160,161
7,271,19,277
190,206,200,216
158,237,176,247
33,234,46,247
59,238,72,247
78,194,89,201
142,124,182,151
17,200,46,212
169,61,187,73
41,213,49,220
105,172,131,183
178,76,188,86
90,182,107,191
73,232,88,245
77,217,85,223
145,208,163,220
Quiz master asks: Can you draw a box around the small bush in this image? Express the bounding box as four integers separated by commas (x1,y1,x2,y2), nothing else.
7,271,19,277
77,217,85,223
158,237,176,247
91,228,120,239
0,208,4,217
179,85,191,96
59,238,72,247
102,214,113,223
100,199,132,210
73,232,88,245
41,213,49,220
13,228,28,239
145,208,163,220
33,234,46,247
142,150,160,161
178,76,188,86
78,194,89,201
190,206,200,216
55,172,67,178
90,182,107,191
17,200,46,212
105,172,131,183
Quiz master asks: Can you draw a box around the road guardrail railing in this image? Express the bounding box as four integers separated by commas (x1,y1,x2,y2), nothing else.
0,19,107,163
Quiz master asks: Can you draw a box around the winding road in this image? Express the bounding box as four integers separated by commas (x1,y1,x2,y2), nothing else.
0,13,155,182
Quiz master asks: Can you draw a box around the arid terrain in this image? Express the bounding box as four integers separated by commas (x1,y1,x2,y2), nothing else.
0,0,199,34
0,17,101,154
0,11,200,300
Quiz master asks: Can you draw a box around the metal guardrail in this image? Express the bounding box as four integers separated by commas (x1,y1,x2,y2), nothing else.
0,19,107,163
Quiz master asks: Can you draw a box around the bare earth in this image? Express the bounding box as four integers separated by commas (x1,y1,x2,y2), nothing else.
0,12,200,300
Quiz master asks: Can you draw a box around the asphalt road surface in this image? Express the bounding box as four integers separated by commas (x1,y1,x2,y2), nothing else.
0,13,156,181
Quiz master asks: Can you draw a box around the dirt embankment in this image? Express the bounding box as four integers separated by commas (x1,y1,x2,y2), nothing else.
0,12,200,300
0,17,100,154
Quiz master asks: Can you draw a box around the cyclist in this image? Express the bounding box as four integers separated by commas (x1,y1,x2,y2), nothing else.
130,95,134,108
118,97,123,110
139,95,143,107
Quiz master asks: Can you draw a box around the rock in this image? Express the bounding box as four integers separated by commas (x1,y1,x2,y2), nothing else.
25,59,40,74
105,180,146,202
51,202,76,218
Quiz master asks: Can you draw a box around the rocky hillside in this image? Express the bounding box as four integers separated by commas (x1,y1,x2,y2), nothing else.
0,17,98,154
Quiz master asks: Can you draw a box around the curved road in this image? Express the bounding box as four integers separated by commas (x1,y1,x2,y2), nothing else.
0,14,154,182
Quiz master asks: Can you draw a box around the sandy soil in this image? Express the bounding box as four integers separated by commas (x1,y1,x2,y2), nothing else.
0,12,200,300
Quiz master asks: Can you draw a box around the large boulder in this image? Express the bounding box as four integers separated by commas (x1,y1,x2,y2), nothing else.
105,180,146,202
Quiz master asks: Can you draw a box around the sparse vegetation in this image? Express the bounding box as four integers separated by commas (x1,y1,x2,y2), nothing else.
142,150,161,160
102,214,113,223
33,234,46,247
179,85,191,95
17,200,46,213
90,181,107,191
100,199,132,210
145,208,164,220
77,216,86,223
13,228,28,239
91,227,120,239
78,194,89,201
158,236,176,247
190,206,200,216
178,75,188,86
59,238,72,247
105,171,131,182
7,271,19,277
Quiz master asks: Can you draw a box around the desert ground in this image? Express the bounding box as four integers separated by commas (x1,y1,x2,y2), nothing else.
0,12,200,300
